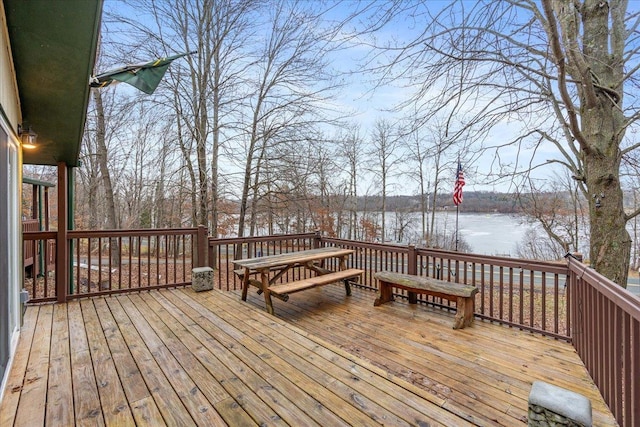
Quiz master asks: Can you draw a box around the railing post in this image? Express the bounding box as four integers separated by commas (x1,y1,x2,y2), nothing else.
208,238,215,269
55,162,68,303
568,253,583,340
314,230,322,249
196,225,207,268
408,245,417,276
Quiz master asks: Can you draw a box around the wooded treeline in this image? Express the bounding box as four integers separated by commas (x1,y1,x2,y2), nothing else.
68,0,484,249
26,1,640,285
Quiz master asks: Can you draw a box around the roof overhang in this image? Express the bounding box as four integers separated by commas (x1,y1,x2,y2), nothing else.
4,0,102,167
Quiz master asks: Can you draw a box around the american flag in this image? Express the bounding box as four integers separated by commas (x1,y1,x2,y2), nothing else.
453,162,465,206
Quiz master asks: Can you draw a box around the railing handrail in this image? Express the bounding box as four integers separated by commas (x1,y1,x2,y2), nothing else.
320,237,409,254
69,227,199,238
320,236,569,274
23,227,203,304
24,229,200,239
416,247,569,274
23,231,57,240
209,232,317,245
567,256,640,320
566,254,639,427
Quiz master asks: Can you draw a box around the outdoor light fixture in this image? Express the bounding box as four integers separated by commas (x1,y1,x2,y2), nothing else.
18,124,37,149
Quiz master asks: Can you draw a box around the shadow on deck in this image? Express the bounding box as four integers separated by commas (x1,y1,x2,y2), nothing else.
0,285,616,426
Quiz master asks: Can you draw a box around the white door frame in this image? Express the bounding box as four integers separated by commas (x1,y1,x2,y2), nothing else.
0,120,21,403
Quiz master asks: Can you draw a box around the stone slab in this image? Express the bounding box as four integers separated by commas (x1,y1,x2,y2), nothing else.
528,381,592,426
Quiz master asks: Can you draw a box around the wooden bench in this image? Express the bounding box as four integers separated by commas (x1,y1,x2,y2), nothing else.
269,268,364,302
373,271,478,329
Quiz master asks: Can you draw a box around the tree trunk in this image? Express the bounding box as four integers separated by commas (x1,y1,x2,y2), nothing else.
584,151,630,287
93,89,120,265
543,0,630,285
93,90,118,230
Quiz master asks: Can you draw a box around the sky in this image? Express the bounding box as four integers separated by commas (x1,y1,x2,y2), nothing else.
97,0,611,197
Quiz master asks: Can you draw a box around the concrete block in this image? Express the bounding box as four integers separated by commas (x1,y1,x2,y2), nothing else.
192,267,214,292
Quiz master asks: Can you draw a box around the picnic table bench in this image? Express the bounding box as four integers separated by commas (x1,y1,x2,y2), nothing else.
234,247,363,315
374,271,478,329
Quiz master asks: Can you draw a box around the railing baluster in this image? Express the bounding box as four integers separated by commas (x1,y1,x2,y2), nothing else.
541,271,546,331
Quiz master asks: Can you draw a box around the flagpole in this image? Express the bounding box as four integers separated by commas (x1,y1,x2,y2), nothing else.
453,157,463,252
455,204,459,251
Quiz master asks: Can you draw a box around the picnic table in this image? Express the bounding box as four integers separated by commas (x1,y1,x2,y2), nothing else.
235,247,363,315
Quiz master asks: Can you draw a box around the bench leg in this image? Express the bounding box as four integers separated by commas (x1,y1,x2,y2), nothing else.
260,272,275,315
454,297,475,329
374,281,394,306
264,290,275,315
240,268,250,301
241,280,249,301
343,279,352,296
408,291,418,304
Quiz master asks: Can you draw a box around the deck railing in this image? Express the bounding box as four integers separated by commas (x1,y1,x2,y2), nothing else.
209,233,570,339
21,229,640,426
567,255,640,427
23,220,55,278
23,227,207,303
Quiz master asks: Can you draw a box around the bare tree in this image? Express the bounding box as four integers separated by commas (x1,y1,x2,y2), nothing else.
516,228,567,261
92,89,119,231
368,118,401,243
236,0,341,237
356,0,640,285
117,0,256,230
336,124,364,240
404,125,432,244
517,170,589,258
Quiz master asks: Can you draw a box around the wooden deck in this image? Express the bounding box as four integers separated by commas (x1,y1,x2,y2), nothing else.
0,285,617,426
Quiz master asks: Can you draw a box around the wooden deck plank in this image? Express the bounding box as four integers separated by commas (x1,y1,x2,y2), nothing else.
1,284,617,427
177,289,459,427
115,295,227,426
14,304,53,427
147,290,330,426
67,300,106,427
146,290,345,426
348,287,608,404
202,288,474,427
239,284,617,426
129,395,167,427
91,298,153,404
212,396,260,427
128,293,280,426
80,299,136,426
290,286,591,385
0,306,39,427
273,290,532,425
164,289,384,427
276,288,606,422
104,297,197,427
45,304,74,426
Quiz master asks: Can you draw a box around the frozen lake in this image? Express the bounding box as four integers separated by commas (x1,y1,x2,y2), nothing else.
373,211,535,256
456,213,532,256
